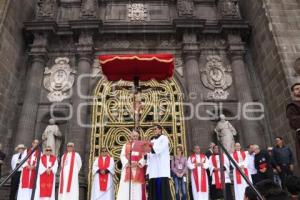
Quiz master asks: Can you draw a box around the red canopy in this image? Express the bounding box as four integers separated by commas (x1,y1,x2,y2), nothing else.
99,54,174,81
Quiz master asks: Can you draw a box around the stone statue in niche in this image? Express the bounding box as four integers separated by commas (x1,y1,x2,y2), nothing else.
37,0,55,19
177,0,194,17
42,119,62,156
200,55,232,100
214,114,237,153
43,57,76,102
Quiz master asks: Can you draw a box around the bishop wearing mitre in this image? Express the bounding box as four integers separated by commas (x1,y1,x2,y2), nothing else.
187,145,209,200
17,139,40,200
58,142,82,200
117,130,146,200
91,147,115,200
231,143,252,200
34,146,58,200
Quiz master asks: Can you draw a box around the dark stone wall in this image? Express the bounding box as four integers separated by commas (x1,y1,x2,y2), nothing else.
239,0,300,156
0,0,35,166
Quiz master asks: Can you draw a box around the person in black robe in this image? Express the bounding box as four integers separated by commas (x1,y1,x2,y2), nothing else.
254,145,273,183
0,143,6,177
286,82,300,165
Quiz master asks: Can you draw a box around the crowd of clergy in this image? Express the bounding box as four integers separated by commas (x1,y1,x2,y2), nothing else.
7,124,298,200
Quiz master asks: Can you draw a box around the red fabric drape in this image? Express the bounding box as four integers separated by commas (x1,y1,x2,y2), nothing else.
99,54,174,81
59,152,75,194
211,154,224,190
22,149,39,189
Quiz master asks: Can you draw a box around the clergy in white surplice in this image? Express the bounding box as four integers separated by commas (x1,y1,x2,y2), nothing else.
116,130,146,200
231,143,252,200
147,125,172,200
17,139,40,200
58,142,82,200
34,146,58,200
208,145,233,200
187,145,209,200
91,147,115,200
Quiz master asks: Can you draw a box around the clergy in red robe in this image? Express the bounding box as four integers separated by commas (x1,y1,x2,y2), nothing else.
187,145,209,200
17,139,40,200
58,142,82,200
231,143,252,200
34,146,58,200
91,147,115,200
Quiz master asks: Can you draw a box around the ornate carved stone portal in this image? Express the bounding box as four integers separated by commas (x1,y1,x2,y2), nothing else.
200,55,233,100
88,78,187,198
43,57,76,102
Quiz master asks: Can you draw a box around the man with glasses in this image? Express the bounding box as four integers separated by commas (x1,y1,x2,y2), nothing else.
91,147,115,200
34,146,58,200
58,142,82,200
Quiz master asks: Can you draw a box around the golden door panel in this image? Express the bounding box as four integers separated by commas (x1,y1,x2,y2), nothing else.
88,78,187,198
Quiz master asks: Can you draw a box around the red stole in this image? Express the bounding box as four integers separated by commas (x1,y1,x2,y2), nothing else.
190,154,207,192
40,155,56,197
22,149,39,189
98,156,110,191
233,151,249,184
59,152,75,194
211,154,224,189
124,143,145,183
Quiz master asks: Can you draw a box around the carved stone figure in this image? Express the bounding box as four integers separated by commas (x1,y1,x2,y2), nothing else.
127,3,148,21
42,119,62,155
214,114,237,153
177,0,194,17
200,55,232,99
43,57,76,102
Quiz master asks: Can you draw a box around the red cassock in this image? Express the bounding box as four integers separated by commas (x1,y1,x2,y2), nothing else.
99,54,174,81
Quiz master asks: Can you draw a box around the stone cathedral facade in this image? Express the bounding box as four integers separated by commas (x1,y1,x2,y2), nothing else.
0,0,300,199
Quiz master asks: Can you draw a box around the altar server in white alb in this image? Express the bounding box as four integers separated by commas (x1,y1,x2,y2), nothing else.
117,130,146,200
17,139,40,200
58,142,82,200
187,145,209,200
231,143,252,200
208,145,233,200
34,146,58,200
91,147,115,200
148,125,172,200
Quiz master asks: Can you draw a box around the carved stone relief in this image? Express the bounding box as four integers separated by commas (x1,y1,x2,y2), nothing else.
80,0,96,18
177,0,194,17
127,3,149,21
175,57,184,77
218,0,240,18
200,55,232,100
36,0,56,19
92,58,104,78
44,57,76,102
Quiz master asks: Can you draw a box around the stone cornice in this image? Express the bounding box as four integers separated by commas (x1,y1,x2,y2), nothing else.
23,18,250,36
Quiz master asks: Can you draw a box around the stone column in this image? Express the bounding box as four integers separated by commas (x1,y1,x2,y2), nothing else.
228,34,263,146
68,32,93,175
15,34,48,146
182,32,208,147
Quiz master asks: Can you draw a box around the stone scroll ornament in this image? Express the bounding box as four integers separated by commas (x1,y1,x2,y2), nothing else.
177,0,194,17
36,0,56,19
200,55,233,100
43,57,76,102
